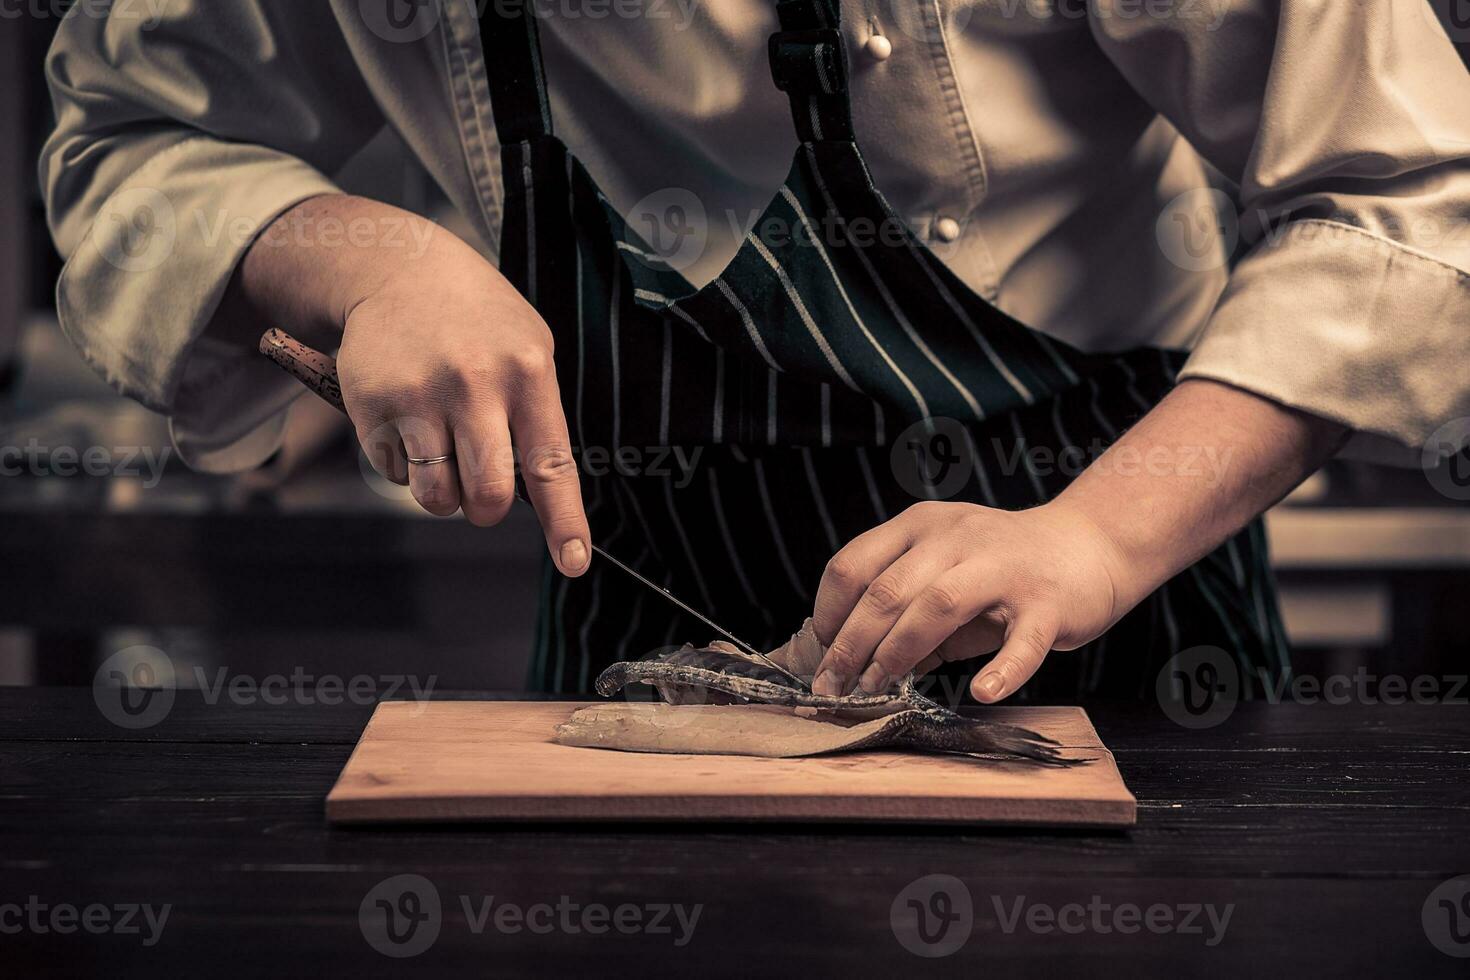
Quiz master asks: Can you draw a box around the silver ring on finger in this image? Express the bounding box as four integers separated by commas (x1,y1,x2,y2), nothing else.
407,453,455,466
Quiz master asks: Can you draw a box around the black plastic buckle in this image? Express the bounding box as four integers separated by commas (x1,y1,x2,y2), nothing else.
768,28,848,96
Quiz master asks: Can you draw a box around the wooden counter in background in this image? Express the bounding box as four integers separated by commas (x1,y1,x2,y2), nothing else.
6,495,1467,688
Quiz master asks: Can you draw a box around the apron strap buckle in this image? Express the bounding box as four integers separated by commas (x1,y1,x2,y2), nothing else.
768,28,849,98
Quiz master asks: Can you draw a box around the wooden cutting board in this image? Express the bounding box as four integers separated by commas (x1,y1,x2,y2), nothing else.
326,701,1135,828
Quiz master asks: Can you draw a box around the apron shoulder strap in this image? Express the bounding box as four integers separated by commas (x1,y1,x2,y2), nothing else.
767,0,855,143
479,2,554,143
477,0,857,146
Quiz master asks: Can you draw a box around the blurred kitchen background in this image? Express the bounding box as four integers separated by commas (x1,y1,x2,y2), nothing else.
2,8,1468,694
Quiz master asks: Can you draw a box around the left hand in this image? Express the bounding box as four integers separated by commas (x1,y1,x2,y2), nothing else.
809,500,1130,703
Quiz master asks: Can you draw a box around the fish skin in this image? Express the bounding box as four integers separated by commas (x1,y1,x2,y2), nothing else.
591,622,1077,766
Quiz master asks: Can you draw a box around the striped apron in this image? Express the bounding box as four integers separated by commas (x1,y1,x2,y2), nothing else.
480,0,1289,702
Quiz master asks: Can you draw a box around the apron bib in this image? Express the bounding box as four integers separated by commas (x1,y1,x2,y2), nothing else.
478,0,1289,701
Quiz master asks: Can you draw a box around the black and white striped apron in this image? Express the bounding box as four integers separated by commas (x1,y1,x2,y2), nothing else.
480,0,1289,702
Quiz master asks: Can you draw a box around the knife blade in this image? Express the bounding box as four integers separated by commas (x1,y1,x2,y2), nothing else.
259,328,765,659
586,542,763,657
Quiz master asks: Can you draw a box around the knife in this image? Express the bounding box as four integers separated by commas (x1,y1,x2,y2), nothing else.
258,328,765,658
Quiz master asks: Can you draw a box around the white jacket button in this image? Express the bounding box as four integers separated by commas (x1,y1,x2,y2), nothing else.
865,34,893,62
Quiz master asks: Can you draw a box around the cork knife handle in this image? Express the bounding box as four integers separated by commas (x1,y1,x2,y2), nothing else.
259,328,347,415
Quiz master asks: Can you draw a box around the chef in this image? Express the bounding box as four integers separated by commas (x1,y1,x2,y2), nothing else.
42,1,1470,702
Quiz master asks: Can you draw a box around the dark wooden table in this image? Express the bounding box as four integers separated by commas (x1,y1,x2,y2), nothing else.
3,688,1468,977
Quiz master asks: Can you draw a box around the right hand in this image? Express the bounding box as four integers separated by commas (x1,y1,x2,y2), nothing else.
240,195,590,576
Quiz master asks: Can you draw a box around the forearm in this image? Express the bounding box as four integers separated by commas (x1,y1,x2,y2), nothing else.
1052,378,1349,617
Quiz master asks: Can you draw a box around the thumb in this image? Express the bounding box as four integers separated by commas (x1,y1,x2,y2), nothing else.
970,616,1058,703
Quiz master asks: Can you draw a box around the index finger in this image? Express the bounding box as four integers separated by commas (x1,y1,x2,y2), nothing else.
510,381,590,577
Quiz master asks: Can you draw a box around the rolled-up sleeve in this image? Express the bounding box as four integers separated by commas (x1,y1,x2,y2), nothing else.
41,2,384,470
1091,0,1470,464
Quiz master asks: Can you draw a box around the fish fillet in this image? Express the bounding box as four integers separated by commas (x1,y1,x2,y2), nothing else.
554,619,1072,765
